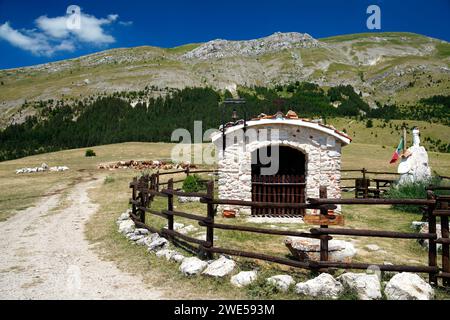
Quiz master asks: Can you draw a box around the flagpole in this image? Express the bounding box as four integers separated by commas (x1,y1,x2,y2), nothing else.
402,127,407,157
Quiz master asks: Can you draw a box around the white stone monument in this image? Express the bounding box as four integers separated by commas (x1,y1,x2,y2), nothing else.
398,127,432,184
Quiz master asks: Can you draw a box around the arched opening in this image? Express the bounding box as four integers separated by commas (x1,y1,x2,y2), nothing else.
251,145,306,216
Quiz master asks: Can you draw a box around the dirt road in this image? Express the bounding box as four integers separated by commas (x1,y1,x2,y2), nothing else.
0,178,165,299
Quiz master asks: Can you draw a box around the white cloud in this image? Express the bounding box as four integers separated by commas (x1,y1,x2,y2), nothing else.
0,10,129,56
0,21,74,56
119,21,133,27
35,15,68,39
107,14,119,22
36,13,117,44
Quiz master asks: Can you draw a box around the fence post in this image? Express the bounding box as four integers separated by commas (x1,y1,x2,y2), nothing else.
167,179,174,238
205,180,215,260
186,166,190,177
156,170,160,192
131,177,137,217
440,197,450,286
362,168,368,198
319,186,329,265
427,190,438,285
139,176,149,223
149,174,156,202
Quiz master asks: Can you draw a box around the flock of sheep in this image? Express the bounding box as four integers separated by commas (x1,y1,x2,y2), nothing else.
15,163,69,174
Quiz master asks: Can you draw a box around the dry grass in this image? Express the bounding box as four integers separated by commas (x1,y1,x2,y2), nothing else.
1,141,450,299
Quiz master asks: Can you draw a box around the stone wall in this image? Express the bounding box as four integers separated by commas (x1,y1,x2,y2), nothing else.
214,123,343,215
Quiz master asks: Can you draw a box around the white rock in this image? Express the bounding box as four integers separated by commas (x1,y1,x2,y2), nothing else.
202,256,236,277
194,232,218,241
178,196,201,203
285,237,356,262
231,271,258,288
385,273,434,300
411,221,427,231
338,272,382,300
164,222,185,231
156,249,178,260
128,234,144,242
134,228,149,235
147,237,168,251
419,224,443,252
178,225,198,235
364,244,380,252
179,257,208,276
118,220,135,235
135,237,148,246
266,275,295,292
170,253,186,263
295,273,344,299
117,212,130,221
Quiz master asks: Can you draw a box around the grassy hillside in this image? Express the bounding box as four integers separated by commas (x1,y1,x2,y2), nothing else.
1,141,449,221
328,118,450,153
1,32,449,127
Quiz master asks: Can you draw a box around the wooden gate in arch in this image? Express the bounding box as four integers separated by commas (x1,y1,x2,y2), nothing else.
251,146,306,216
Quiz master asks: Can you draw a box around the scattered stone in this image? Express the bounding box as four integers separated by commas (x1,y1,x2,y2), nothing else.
285,237,356,262
385,273,434,300
202,256,236,278
134,228,149,235
364,244,380,252
118,220,135,235
295,273,344,299
117,212,130,221
135,237,149,246
179,257,208,276
194,232,218,241
338,272,382,300
164,222,185,231
128,234,144,242
266,275,295,292
411,221,427,231
147,237,168,252
170,253,186,263
156,249,178,260
419,224,443,253
231,271,258,288
178,196,201,203
178,225,198,235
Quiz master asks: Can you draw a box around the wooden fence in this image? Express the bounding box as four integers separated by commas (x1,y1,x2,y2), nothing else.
129,171,450,286
341,168,450,198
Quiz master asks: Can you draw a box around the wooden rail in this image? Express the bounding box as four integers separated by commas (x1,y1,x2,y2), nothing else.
340,168,450,198
128,170,450,287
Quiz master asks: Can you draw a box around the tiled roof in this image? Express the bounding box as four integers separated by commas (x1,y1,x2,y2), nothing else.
220,110,352,142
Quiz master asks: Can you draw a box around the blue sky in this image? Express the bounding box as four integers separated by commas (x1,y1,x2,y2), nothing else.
0,0,449,69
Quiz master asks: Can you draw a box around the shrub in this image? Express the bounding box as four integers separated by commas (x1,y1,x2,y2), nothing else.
104,176,115,184
182,174,202,192
385,177,449,213
85,149,96,157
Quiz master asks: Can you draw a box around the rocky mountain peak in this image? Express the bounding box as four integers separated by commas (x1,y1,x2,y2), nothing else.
182,32,321,60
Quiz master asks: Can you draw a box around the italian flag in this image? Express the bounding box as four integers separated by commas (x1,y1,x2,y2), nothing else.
390,138,404,164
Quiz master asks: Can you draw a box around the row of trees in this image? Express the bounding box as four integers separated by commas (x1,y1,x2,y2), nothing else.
0,84,448,161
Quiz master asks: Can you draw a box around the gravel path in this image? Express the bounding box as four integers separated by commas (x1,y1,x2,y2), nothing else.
0,178,165,299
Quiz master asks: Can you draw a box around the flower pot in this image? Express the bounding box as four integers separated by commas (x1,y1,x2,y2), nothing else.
222,210,236,218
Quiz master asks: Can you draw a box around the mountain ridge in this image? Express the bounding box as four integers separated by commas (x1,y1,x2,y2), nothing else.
0,31,449,126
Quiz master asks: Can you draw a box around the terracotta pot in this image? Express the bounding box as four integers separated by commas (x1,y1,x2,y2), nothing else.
222,210,236,218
